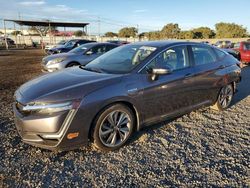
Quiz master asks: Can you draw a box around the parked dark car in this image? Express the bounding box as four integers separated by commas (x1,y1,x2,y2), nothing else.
215,40,233,48
222,48,241,61
107,40,130,45
13,41,241,151
41,42,119,72
47,39,95,54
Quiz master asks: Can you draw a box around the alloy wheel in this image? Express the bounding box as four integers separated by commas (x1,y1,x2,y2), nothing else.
99,110,132,147
218,85,233,109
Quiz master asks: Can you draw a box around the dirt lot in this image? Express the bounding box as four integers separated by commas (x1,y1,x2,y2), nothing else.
0,49,249,187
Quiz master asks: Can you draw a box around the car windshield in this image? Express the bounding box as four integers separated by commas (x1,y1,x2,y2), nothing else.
244,43,250,50
58,40,66,45
64,41,76,48
85,44,157,74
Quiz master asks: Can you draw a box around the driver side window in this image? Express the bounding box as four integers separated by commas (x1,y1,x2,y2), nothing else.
146,45,190,72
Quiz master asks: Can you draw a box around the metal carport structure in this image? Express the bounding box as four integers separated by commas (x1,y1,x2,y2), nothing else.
2,19,89,49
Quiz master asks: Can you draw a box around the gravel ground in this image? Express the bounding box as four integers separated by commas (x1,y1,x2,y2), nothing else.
0,49,249,187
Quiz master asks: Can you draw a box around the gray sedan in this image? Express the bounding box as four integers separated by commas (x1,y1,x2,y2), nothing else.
41,42,118,72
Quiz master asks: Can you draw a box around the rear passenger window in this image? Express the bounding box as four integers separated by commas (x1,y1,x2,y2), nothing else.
191,46,217,65
214,48,226,59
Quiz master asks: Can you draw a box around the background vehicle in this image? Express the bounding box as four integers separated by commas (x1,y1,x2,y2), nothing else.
107,40,130,45
222,48,241,61
215,40,233,48
45,40,67,53
47,39,95,54
41,42,118,72
14,41,241,152
0,37,15,45
233,41,250,64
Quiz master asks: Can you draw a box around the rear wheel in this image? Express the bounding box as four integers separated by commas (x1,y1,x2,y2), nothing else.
92,104,135,151
211,84,234,111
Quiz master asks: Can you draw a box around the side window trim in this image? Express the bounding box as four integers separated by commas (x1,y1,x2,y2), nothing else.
139,44,191,73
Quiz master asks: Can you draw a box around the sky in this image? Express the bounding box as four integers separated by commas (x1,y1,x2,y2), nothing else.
0,0,249,35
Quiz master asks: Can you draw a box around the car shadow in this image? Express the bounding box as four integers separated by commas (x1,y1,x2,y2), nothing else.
231,65,250,105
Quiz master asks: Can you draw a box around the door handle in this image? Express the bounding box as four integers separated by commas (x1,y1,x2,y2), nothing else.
219,65,225,69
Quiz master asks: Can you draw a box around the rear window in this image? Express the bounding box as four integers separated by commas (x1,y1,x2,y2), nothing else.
214,48,226,59
192,45,217,65
243,43,250,50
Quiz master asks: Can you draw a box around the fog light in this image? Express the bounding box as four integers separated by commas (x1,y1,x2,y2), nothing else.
67,132,79,139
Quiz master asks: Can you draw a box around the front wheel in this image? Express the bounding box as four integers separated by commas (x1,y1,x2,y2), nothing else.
92,104,135,151
211,84,234,111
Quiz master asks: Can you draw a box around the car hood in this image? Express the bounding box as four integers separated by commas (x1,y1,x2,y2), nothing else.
16,67,122,104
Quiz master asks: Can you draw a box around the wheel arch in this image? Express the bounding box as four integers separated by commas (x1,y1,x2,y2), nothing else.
88,100,140,140
66,61,81,67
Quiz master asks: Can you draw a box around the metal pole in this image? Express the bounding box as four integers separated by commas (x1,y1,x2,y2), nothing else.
13,22,18,48
64,27,66,41
3,20,8,50
98,16,100,37
48,21,51,44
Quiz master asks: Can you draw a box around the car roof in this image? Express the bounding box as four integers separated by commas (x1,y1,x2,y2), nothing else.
131,40,204,48
80,42,119,48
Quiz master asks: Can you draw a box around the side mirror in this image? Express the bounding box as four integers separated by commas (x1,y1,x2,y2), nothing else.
86,51,93,55
148,67,172,81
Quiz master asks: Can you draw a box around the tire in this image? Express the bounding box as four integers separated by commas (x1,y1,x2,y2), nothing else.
92,104,135,152
66,62,80,67
211,84,234,111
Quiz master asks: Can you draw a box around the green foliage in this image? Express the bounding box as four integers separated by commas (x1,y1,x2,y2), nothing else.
118,27,138,38
145,31,161,40
11,30,22,36
215,22,247,38
74,30,86,37
191,27,215,39
104,32,118,37
179,31,195,39
0,31,3,34
161,23,180,39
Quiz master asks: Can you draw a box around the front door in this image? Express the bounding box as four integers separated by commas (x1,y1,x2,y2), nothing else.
140,45,197,124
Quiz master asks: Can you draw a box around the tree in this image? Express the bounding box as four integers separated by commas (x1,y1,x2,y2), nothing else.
28,20,57,37
74,30,86,37
145,31,161,40
191,27,215,39
118,27,138,38
179,31,195,39
11,30,22,36
161,23,180,39
104,32,118,37
0,31,3,34
215,22,247,38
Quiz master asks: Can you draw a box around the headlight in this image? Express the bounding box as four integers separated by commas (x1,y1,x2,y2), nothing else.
20,101,80,114
47,57,66,65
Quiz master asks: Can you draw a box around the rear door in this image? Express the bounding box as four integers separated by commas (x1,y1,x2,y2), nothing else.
190,45,226,104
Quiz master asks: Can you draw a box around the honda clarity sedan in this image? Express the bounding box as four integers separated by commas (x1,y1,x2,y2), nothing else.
13,41,241,151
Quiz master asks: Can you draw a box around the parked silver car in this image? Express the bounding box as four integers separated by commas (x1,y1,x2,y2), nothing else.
41,42,118,72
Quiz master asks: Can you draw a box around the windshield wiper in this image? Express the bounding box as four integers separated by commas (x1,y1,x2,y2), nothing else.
79,66,104,73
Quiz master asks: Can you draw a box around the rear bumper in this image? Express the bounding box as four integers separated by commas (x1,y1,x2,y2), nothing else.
13,104,88,151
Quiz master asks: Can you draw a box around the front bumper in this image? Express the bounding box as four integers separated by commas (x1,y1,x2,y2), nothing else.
13,104,86,151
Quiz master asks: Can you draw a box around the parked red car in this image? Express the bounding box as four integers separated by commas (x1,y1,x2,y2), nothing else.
234,41,250,64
